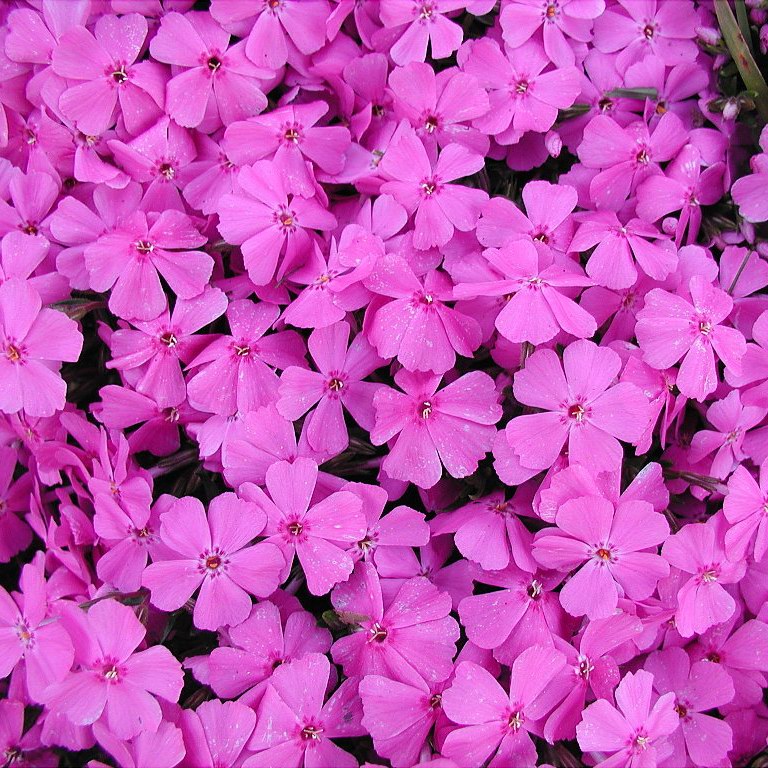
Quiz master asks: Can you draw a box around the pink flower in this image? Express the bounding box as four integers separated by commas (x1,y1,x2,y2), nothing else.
571,211,677,289
635,275,747,402
0,278,83,417
454,239,596,345
0,446,33,562
330,561,459,684
503,340,651,472
533,494,670,618
360,673,446,768
245,653,364,768
379,1,466,65
207,600,331,704
662,517,746,638
277,321,383,455
365,252,482,373
217,159,337,286
732,159,768,223
179,699,256,768
186,299,306,417
576,112,688,211
223,104,351,197
240,458,366,595
93,721,185,768
0,561,74,703
45,599,183,740
210,0,330,70
84,210,211,322
371,369,501,489
644,647,734,768
149,12,268,128
380,125,487,249
576,669,679,768
441,646,566,768
142,493,285,631
51,14,164,135
723,460,768,562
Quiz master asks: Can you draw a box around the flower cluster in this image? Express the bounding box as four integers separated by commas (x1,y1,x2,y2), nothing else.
0,1,767,766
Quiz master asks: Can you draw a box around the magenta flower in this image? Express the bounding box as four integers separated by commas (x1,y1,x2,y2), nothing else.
142,493,285,631
635,276,747,402
217,159,337,286
0,446,33,562
223,104,351,197
576,112,688,211
210,0,330,70
149,11,268,128
107,286,228,409
51,14,163,135
365,252,482,373
571,212,677,289
360,673,445,768
0,562,74,703
240,458,365,595
186,299,306,417
379,1,466,65
533,495,670,619
277,321,383,455
0,278,83,417
380,125,487,249
45,599,183,740
454,239,596,345
732,148,768,223
331,561,459,684
723,460,768,562
371,369,501,489
441,647,566,768
645,647,734,768
179,699,256,768
85,210,212,322
576,669,679,768
93,721,185,768
207,600,331,704
662,517,746,638
504,340,651,472
245,653,364,768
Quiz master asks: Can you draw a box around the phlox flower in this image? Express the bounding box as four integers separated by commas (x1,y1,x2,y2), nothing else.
240,458,366,595
217,159,337,286
84,209,211,322
723,459,768,562
732,132,768,223
662,517,746,638
277,321,383,455
365,252,482,373
92,721,185,768
0,169,59,241
453,238,596,345
503,339,651,472
186,299,306,417
45,599,183,740
0,446,33,562
371,368,501,489
644,646,734,768
441,646,566,768
533,494,670,619
51,14,164,136
142,493,285,631
331,561,459,684
245,653,364,768
208,599,331,704
0,561,74,703
379,124,487,249
378,1,467,66
179,699,256,768
635,275,747,402
210,0,330,70
576,669,679,768
0,278,83,417
149,11,268,129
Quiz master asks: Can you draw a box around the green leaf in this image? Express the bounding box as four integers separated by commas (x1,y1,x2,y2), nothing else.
715,0,768,123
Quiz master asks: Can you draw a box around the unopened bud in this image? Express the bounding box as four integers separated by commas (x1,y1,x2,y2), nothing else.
662,217,678,236
696,25,721,46
722,98,740,120
544,130,562,158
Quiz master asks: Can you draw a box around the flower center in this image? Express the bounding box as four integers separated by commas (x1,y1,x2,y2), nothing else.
508,711,524,731
103,664,120,681
164,407,180,423
515,80,529,94
595,547,614,562
234,344,251,357
706,651,721,663
207,56,222,71
576,654,593,679
700,568,718,583
4,747,21,764
205,555,221,570
6,344,21,363
421,179,437,196
15,618,33,646
568,403,586,421
698,320,712,335
429,693,442,708
643,23,656,40
160,332,178,348
656,101,668,115
300,724,323,741
368,622,388,643
634,733,650,751
328,377,344,391
111,66,128,84
527,579,542,600
674,702,688,719
419,2,436,20
372,104,386,117
635,148,650,164
288,521,304,536
598,96,614,112
159,162,175,180
22,222,38,235
135,240,154,254
424,115,439,133
284,127,301,144
545,2,557,18
420,401,433,419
